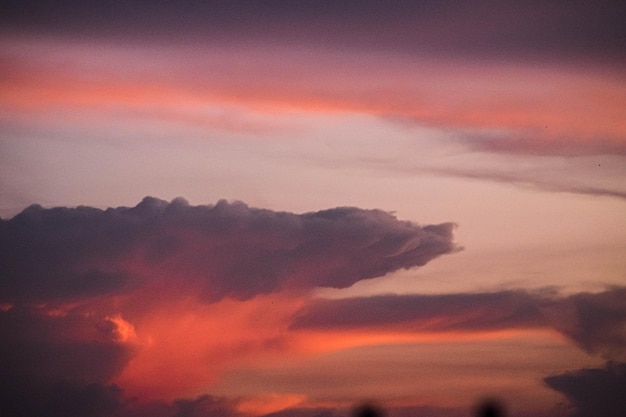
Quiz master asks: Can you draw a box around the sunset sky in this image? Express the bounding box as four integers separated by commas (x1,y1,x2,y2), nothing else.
1,2,625,417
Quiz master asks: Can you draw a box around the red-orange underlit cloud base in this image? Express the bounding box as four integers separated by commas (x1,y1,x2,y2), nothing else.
112,294,303,401
1,198,625,416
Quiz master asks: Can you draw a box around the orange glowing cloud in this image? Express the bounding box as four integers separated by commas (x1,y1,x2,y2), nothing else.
235,393,307,415
2,38,625,155
113,293,305,401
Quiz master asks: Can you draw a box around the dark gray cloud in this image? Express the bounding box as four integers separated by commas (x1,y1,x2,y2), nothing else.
549,289,626,361
0,306,134,385
0,304,240,417
544,362,626,417
0,306,133,417
1,1,624,64
0,197,458,304
0,378,124,417
292,291,545,331
167,395,242,417
291,287,626,360
291,291,545,331
0,376,242,417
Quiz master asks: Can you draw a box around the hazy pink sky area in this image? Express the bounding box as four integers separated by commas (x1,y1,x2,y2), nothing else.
1,2,625,417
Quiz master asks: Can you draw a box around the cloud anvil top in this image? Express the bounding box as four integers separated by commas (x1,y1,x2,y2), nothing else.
0,197,458,303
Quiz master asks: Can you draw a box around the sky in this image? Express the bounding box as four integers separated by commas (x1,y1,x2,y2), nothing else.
1,1,625,417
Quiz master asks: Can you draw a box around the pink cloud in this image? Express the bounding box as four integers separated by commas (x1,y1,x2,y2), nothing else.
2,37,624,157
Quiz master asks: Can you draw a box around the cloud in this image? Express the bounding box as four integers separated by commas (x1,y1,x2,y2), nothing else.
2,27,623,174
291,287,626,360
0,379,124,417
0,305,134,417
0,304,244,417
546,289,626,360
0,377,243,417
343,133,626,202
454,131,626,157
2,1,624,63
0,306,135,385
0,197,458,304
166,395,243,417
291,291,545,332
2,1,624,163
544,362,626,417
2,197,623,416
426,165,626,201
0,197,458,404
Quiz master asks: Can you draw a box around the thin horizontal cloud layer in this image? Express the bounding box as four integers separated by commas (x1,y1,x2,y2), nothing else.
3,0,625,163
2,0,624,63
291,291,545,331
3,37,624,154
291,287,626,360
426,164,626,201
0,197,458,304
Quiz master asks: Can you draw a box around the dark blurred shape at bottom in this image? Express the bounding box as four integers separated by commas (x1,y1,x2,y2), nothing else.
473,399,507,417
351,402,386,417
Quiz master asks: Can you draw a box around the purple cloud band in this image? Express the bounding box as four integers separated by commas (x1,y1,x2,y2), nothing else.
291,287,626,360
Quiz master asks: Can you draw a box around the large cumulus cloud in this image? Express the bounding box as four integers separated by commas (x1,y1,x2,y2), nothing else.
0,197,458,304
2,0,624,63
0,197,458,416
